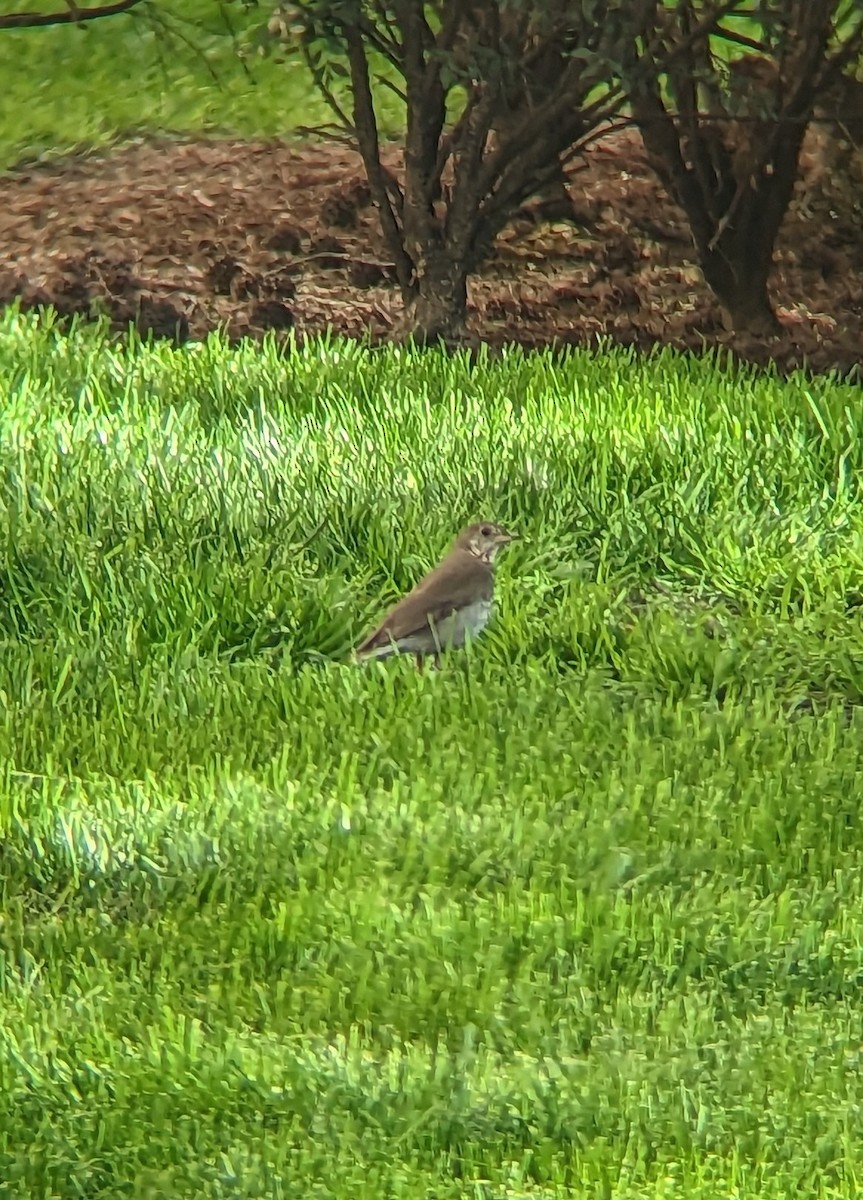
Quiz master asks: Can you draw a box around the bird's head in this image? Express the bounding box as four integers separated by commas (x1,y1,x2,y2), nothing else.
457,521,518,563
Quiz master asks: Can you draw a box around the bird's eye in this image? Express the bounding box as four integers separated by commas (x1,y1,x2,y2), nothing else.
480,524,492,537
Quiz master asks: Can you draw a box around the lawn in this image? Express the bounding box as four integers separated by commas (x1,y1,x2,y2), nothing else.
1,310,863,1196
1,0,402,170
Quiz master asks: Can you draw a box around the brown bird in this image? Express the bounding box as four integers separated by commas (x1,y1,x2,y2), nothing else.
355,521,517,669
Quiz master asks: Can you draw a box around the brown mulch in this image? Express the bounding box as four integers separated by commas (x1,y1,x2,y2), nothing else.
1,129,862,375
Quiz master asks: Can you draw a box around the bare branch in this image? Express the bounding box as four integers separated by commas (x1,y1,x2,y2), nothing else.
431,83,485,188
711,25,768,54
0,0,145,29
293,123,357,147
344,24,414,293
398,0,448,234
376,73,408,106
369,0,403,58
299,41,355,133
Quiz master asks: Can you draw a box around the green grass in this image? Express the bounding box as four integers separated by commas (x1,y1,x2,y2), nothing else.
3,310,863,1196
0,0,403,170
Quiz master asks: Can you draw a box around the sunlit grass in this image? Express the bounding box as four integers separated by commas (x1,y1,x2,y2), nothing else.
1,310,863,1196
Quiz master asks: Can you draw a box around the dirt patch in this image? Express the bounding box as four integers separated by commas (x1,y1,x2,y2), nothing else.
1,131,861,375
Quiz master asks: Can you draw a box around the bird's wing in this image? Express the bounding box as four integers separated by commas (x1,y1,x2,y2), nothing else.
356,552,492,653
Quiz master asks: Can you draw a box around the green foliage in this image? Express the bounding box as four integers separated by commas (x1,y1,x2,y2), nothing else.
2,309,863,1195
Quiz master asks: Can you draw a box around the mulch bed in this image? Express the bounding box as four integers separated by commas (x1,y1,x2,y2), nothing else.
1,129,861,375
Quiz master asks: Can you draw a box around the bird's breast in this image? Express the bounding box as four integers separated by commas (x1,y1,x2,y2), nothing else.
442,598,492,645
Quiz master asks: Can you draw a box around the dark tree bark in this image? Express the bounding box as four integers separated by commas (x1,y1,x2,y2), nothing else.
395,255,469,344
698,133,802,336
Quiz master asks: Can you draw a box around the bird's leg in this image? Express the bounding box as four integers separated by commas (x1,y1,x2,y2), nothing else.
415,654,424,673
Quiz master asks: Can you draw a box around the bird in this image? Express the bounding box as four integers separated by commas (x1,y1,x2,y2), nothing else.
354,521,517,670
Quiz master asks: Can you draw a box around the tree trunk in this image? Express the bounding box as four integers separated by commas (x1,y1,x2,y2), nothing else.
635,102,793,337
630,38,822,340
698,226,782,335
396,258,470,346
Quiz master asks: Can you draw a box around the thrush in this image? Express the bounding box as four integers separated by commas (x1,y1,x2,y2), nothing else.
355,521,517,669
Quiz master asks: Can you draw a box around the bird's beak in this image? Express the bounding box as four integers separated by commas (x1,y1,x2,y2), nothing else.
498,528,518,544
